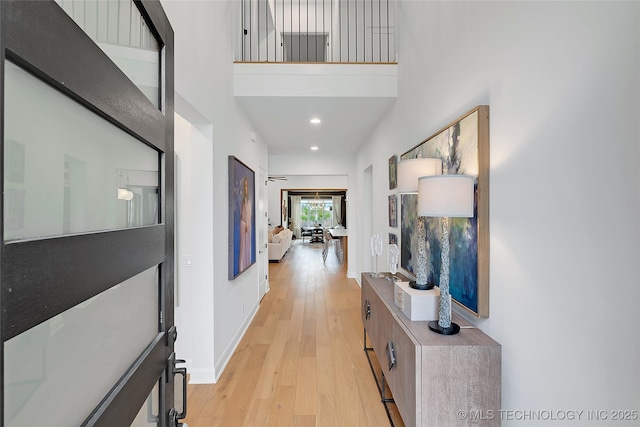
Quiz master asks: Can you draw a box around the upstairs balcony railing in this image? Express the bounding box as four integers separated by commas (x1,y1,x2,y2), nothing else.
237,0,396,63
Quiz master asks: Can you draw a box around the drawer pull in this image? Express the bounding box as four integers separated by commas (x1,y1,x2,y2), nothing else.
386,341,396,371
365,300,371,320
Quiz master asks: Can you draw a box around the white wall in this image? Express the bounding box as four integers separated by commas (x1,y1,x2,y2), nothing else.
174,113,215,382
356,1,640,425
163,0,270,383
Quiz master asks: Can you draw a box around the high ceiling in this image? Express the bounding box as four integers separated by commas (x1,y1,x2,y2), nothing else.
236,96,397,156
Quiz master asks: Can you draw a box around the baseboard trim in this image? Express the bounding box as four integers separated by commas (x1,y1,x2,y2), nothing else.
213,300,260,381
189,368,217,384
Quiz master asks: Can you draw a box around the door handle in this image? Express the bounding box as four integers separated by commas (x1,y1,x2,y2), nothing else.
386,341,396,371
174,362,187,420
168,352,188,426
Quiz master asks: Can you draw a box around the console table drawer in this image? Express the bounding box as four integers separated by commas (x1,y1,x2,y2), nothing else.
386,318,420,427
363,280,394,366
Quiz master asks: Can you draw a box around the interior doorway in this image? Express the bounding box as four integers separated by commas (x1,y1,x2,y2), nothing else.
259,168,269,300
282,33,328,62
363,165,374,273
284,189,347,237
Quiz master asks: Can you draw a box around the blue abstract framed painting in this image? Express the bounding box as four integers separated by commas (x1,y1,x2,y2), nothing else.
400,106,489,317
228,156,256,280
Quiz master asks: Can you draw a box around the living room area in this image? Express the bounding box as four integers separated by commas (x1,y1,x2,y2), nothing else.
267,174,349,266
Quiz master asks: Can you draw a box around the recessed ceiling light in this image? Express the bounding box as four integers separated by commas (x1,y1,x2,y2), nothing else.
310,146,319,151
310,118,321,124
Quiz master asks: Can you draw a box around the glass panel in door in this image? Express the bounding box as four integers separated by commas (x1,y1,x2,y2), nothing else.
3,60,159,243
4,267,159,427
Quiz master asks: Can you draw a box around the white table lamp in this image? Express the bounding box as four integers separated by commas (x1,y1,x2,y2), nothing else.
418,175,475,335
397,158,443,290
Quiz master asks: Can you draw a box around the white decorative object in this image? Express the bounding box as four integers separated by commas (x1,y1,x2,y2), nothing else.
388,243,399,276
393,280,440,321
370,232,383,277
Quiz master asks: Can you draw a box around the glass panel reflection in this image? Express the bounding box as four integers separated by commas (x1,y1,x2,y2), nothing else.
3,61,159,242
4,267,159,427
131,380,160,426
54,0,161,107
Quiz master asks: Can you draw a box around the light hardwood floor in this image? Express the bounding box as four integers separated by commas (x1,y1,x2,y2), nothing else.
183,239,403,427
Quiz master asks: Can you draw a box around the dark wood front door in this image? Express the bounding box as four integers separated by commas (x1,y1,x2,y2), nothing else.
1,1,180,425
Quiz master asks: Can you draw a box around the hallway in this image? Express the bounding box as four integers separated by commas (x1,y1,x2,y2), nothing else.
184,240,403,426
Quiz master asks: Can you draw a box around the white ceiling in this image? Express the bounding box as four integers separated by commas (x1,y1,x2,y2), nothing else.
236,96,397,156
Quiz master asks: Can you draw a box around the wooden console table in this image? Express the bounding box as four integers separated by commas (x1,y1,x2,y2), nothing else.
361,273,501,426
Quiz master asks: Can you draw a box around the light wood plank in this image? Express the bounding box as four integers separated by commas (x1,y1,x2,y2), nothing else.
254,320,291,399
317,393,341,427
293,415,317,427
332,330,368,425
293,356,317,415
276,340,301,387
243,398,272,427
268,386,296,427
217,343,270,426
286,298,305,342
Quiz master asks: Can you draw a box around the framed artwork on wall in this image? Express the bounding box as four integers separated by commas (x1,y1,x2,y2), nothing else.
400,105,490,317
228,156,256,280
388,194,397,227
389,233,397,245
400,193,418,273
389,154,397,189
282,197,287,225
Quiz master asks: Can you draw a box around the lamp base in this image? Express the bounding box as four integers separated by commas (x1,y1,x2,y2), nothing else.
428,321,460,335
409,280,435,290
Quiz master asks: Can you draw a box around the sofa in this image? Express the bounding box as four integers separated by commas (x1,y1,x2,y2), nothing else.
268,228,293,261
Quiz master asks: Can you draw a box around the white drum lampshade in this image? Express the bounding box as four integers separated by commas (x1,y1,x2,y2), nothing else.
418,175,475,218
397,158,443,193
